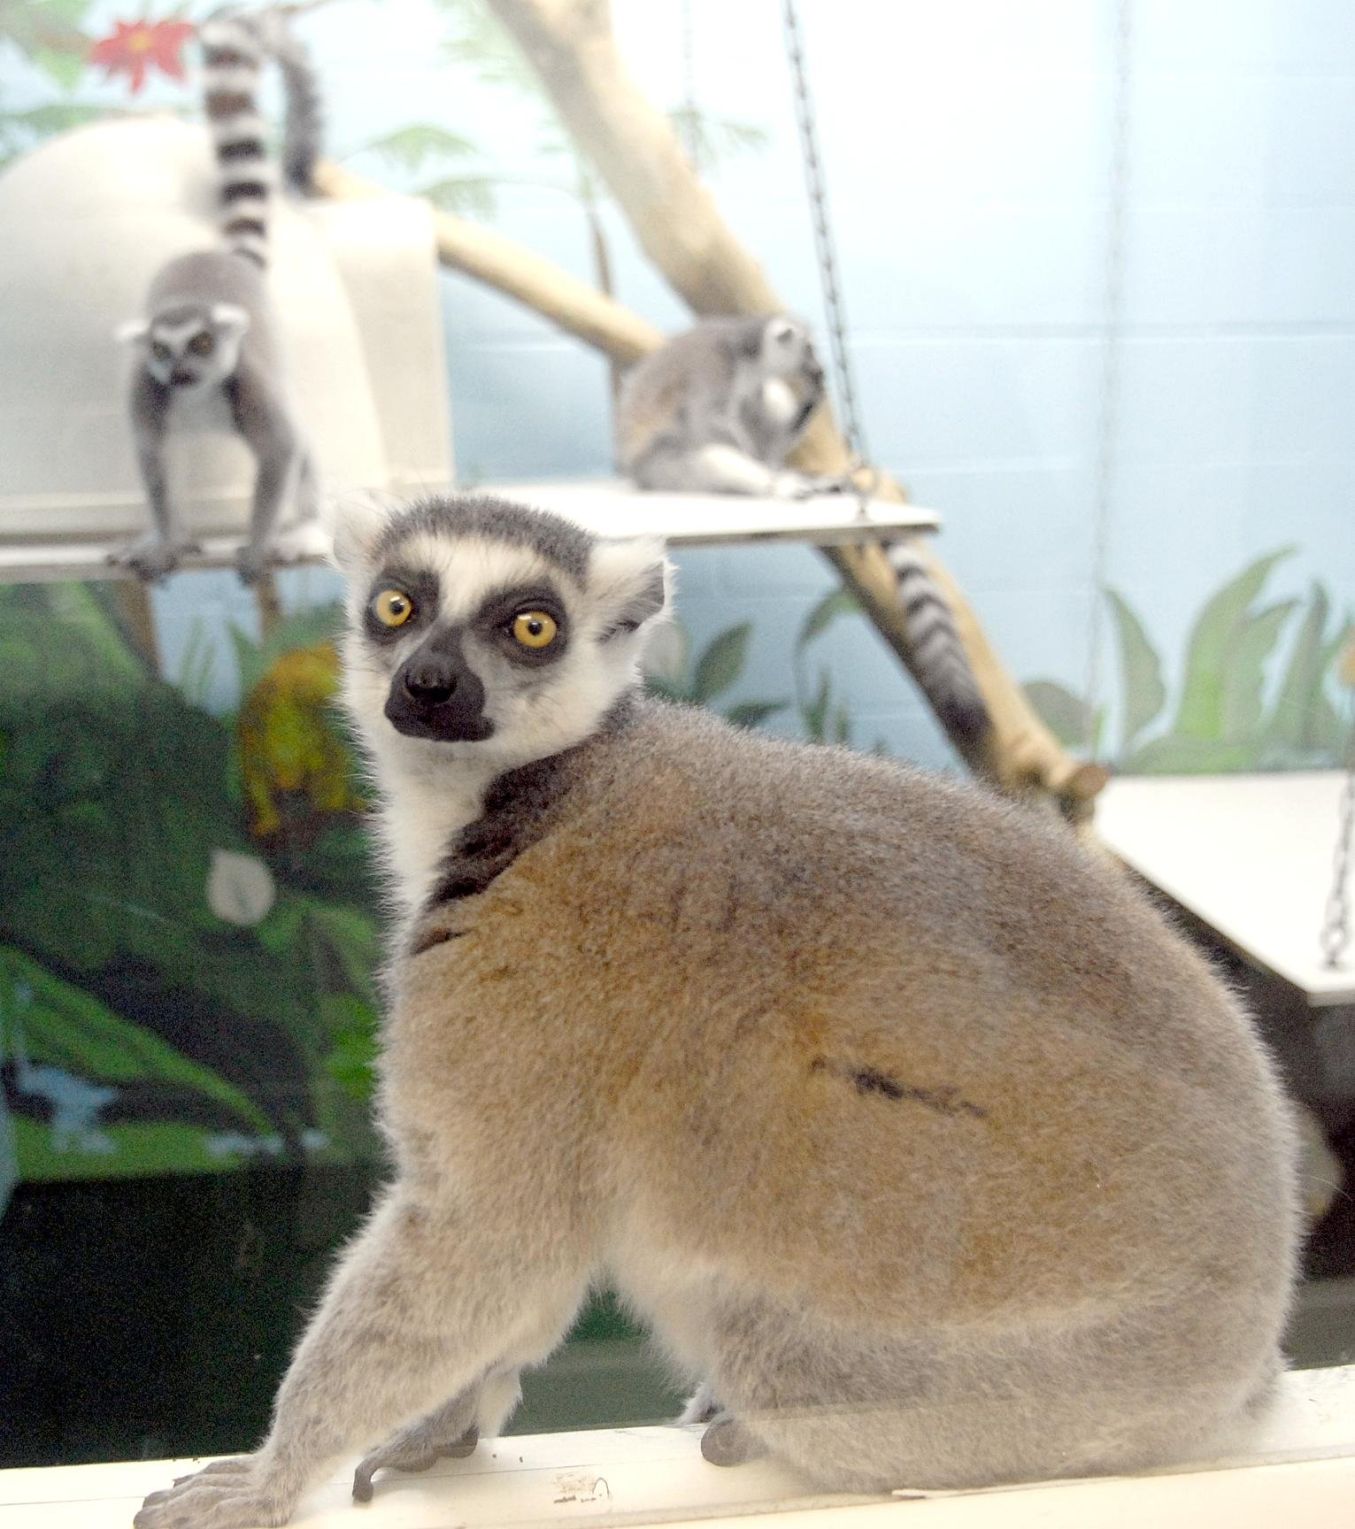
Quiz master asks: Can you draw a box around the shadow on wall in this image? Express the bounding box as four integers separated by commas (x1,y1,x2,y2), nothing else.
1025,549,1353,774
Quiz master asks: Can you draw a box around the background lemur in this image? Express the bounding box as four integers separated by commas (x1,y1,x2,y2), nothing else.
111,7,324,584
619,315,990,755
136,495,1299,1529
617,315,841,499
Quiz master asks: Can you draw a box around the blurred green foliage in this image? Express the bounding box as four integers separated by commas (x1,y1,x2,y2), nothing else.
1025,550,1352,773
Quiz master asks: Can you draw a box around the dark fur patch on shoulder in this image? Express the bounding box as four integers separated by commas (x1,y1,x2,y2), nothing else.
424,693,638,914
810,1056,987,1121
375,496,595,582
426,751,571,909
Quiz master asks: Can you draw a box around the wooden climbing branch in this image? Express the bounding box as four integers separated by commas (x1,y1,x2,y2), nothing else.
312,159,663,364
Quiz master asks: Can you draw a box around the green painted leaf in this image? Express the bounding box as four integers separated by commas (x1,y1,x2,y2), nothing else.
798,587,860,649
1266,584,1333,753
1,947,271,1133
832,705,852,745
32,46,86,91
643,675,685,703
40,0,95,23
1220,600,1298,742
1174,548,1295,742
1022,679,1095,749
5,101,106,135
1125,736,1260,775
1103,588,1166,750
692,624,752,703
724,701,787,730
802,670,831,740
362,123,482,171
48,583,147,688
420,175,498,219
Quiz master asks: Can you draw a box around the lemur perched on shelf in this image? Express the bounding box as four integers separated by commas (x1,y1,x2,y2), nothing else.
618,315,991,756
136,494,1299,1529
111,6,325,584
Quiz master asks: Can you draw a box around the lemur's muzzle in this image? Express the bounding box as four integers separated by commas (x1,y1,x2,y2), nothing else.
385,628,494,743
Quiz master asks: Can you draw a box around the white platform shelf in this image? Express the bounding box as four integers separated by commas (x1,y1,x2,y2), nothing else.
2,1365,1352,1529
0,482,939,585
1097,771,1355,1007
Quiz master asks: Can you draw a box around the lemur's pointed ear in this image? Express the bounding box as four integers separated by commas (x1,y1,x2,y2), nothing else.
329,493,394,574
590,536,671,639
210,303,250,337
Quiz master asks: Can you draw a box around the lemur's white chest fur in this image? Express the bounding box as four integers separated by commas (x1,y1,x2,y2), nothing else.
372,752,499,921
165,382,236,431
760,378,800,428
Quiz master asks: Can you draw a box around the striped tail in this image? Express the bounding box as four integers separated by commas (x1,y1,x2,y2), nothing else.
199,8,324,265
250,4,324,192
884,540,992,755
272,28,323,192
200,11,272,267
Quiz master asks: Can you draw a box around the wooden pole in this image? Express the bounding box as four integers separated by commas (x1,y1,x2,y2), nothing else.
311,159,663,364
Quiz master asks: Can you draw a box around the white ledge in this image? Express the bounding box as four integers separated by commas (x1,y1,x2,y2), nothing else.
1098,772,1355,1006
1,1365,1352,1529
0,482,939,584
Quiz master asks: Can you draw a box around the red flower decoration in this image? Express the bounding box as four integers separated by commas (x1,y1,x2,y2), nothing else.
88,18,196,95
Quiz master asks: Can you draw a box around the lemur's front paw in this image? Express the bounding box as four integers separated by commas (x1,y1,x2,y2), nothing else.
353,1409,480,1502
269,521,333,565
107,537,201,583
134,1455,298,1529
234,544,272,586
771,471,849,501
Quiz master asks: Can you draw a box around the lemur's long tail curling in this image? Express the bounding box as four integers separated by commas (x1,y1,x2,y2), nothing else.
199,8,323,269
884,541,993,758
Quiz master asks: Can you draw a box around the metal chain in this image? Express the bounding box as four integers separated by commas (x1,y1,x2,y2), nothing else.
680,0,701,174
1320,671,1355,968
781,0,874,512
1082,0,1134,759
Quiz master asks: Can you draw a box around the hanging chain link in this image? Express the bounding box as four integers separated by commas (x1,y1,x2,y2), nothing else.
680,0,701,175
1320,654,1355,968
1082,0,1134,759
781,0,875,514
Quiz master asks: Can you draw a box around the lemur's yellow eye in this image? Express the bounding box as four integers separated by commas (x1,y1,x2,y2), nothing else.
373,589,414,628
512,611,557,649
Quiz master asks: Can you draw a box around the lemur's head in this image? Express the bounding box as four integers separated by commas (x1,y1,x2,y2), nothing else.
118,302,250,391
332,496,671,771
756,315,824,389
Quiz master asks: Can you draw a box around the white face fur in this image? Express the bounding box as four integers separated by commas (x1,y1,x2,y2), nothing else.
332,496,672,784
758,316,824,383
119,303,250,392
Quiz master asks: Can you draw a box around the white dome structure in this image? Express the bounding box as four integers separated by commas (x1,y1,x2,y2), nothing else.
0,116,452,543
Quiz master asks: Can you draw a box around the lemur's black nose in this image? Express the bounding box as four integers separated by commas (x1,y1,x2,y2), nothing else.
403,660,456,705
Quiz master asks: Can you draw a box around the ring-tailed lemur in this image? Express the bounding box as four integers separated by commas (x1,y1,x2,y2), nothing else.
618,316,991,759
617,315,842,499
136,493,1299,1529
111,6,325,584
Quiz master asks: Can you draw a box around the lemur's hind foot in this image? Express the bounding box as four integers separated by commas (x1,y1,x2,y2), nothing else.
700,1414,769,1468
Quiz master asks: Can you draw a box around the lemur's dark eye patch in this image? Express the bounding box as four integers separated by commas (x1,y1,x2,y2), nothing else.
364,568,440,642
475,584,569,665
